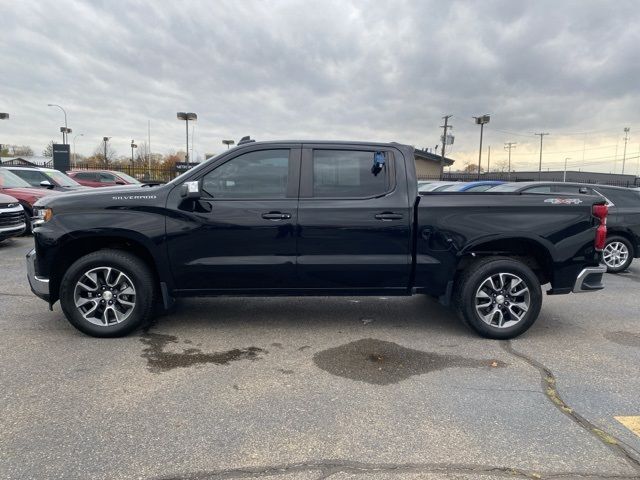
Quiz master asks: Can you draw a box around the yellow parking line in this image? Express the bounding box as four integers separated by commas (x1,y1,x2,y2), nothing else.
615,416,640,437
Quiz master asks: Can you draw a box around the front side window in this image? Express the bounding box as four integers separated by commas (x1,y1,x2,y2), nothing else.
201,149,290,199
10,169,46,186
312,150,390,198
100,173,117,182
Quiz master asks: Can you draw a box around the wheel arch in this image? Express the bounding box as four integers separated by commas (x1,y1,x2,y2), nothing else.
457,236,554,286
49,232,166,305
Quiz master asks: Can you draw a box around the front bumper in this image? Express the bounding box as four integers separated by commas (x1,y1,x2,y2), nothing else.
572,264,607,293
0,222,26,239
26,248,50,301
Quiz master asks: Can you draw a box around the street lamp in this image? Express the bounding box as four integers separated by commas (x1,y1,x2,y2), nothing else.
103,136,111,167
473,114,490,180
130,139,137,165
222,139,235,149
176,112,197,162
60,126,72,144
47,104,68,144
73,133,83,166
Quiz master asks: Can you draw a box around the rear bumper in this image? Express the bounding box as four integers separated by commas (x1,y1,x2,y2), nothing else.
26,248,50,301
572,264,607,293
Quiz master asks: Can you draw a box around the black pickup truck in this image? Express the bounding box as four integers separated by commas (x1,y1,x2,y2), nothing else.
27,141,608,339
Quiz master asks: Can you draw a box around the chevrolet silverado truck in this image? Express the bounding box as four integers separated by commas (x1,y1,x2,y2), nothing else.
27,140,608,339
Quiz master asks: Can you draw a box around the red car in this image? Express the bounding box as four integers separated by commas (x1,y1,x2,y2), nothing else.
66,170,141,188
0,168,62,231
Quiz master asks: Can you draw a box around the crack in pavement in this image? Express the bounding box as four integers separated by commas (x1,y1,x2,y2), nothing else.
501,340,640,474
153,459,640,479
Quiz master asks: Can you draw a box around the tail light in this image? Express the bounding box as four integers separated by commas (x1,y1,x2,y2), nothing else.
592,204,608,251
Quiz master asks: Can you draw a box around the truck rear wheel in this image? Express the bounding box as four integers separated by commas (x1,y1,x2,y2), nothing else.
454,257,542,339
59,250,155,337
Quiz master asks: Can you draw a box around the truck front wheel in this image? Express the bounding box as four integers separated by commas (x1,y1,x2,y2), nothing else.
59,250,155,337
454,257,542,339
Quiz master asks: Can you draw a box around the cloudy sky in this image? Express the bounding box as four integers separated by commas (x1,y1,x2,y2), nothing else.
1,0,639,173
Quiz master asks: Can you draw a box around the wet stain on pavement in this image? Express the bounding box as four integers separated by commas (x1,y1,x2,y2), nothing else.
313,338,505,385
605,331,640,348
140,332,266,373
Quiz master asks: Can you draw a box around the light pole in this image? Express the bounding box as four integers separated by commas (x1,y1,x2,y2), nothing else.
473,114,490,180
130,139,137,166
222,139,235,149
176,112,197,162
0,113,8,157
622,127,630,174
103,136,111,167
73,133,83,166
47,104,68,144
563,157,571,182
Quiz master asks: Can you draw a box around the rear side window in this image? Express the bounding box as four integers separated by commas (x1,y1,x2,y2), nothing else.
312,150,390,198
75,172,97,180
522,186,552,194
597,187,640,206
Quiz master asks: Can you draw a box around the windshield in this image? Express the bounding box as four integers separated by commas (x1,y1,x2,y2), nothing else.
0,168,32,188
44,170,81,187
115,171,141,184
487,183,522,192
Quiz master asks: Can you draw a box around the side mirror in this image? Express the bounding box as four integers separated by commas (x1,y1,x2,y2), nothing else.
116,181,126,185
181,180,201,199
40,180,54,189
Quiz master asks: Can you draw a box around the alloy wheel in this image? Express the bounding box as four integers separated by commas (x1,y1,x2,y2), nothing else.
73,266,136,326
475,272,530,328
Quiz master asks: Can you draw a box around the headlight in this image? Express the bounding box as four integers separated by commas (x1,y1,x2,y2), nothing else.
32,207,53,226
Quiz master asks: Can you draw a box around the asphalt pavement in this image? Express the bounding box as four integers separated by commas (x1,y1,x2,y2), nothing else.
1,235,639,480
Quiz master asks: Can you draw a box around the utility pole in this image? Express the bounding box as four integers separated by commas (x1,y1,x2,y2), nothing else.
487,145,491,173
103,136,111,167
622,127,630,174
563,157,570,182
504,142,516,180
535,132,549,181
440,115,452,180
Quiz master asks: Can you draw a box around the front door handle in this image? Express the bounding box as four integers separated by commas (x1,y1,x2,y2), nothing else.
375,212,403,221
261,212,292,221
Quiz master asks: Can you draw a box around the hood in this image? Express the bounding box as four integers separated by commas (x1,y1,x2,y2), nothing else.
0,192,20,203
33,183,164,210
2,187,64,198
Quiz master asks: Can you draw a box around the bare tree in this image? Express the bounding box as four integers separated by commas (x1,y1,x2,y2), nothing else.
93,142,117,166
43,141,54,158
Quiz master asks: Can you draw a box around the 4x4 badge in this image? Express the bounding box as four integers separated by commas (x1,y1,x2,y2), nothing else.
544,198,583,205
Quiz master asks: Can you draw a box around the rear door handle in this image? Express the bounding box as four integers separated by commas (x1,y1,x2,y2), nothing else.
375,212,403,221
261,212,291,220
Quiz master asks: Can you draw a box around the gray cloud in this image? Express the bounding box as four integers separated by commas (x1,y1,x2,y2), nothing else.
0,0,638,171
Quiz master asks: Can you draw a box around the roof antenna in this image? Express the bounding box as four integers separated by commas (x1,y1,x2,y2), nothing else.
237,136,255,145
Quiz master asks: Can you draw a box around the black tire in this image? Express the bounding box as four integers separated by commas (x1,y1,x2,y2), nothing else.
21,204,32,235
454,257,542,339
602,236,633,273
59,249,155,337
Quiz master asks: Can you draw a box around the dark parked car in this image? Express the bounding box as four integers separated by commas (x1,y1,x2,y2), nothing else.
28,140,607,339
67,170,141,188
488,182,640,272
5,166,90,192
0,168,62,232
0,193,26,242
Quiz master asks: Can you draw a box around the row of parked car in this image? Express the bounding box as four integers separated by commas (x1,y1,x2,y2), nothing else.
419,180,640,273
0,166,141,242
